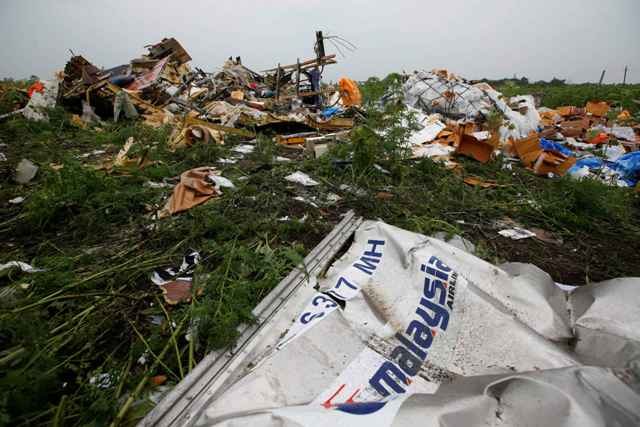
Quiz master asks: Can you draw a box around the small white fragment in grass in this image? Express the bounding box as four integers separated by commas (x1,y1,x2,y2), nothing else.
210,175,235,189
218,158,237,164
232,145,255,154
9,197,25,204
89,373,113,389
0,261,44,273
498,228,536,240
285,171,319,186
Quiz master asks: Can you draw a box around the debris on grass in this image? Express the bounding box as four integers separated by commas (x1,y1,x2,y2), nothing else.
157,167,231,217
14,158,38,183
285,171,320,186
1,35,640,427
8,196,24,204
498,227,537,240
0,261,45,273
175,220,640,426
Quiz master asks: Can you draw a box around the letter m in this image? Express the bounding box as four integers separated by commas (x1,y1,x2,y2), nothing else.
353,256,380,275
369,361,407,397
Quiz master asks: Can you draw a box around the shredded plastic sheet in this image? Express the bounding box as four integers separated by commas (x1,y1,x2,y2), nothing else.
192,221,640,427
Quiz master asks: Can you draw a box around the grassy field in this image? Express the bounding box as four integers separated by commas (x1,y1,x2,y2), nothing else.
1,79,639,425
495,81,640,115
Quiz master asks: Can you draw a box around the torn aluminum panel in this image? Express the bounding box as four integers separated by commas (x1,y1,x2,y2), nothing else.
144,219,640,427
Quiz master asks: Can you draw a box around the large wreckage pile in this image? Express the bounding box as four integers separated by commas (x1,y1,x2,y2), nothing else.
17,34,362,149
401,69,640,187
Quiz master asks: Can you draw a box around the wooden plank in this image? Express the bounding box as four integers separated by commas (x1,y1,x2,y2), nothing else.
262,55,336,72
307,117,354,131
296,58,300,97
184,116,255,138
275,64,281,102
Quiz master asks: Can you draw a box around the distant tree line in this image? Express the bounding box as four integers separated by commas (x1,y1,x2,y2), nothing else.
476,77,567,86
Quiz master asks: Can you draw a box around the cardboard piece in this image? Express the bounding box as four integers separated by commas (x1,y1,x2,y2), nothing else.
586,101,609,117
557,106,579,117
463,177,500,188
455,133,494,163
513,135,542,167
159,167,222,217
533,152,576,176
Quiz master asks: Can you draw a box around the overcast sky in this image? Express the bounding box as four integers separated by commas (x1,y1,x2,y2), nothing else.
1,0,639,84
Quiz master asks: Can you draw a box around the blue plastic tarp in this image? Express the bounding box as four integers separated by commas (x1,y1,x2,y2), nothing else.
540,139,575,157
320,106,343,120
610,151,640,183
568,152,640,186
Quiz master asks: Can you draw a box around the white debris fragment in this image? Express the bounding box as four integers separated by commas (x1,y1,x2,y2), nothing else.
22,79,59,122
373,164,390,174
555,282,579,292
8,196,25,204
0,261,45,273
143,181,173,189
407,109,446,145
603,144,626,161
611,126,636,142
472,131,490,141
89,373,113,389
15,159,38,184
325,193,342,204
232,144,255,154
80,150,107,158
339,183,367,197
498,227,536,240
565,138,595,151
412,143,455,160
293,196,319,207
210,175,235,189
137,353,148,365
285,171,319,186
217,158,237,164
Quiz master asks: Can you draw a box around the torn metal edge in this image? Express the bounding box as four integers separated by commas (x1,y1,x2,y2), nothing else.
140,210,363,426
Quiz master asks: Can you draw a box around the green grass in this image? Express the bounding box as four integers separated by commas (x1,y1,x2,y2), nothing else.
496,81,640,115
1,78,639,426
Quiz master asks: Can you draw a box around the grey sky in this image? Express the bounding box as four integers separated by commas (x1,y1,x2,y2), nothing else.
1,0,639,83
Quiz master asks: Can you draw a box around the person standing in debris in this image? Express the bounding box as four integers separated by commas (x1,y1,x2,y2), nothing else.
303,66,322,106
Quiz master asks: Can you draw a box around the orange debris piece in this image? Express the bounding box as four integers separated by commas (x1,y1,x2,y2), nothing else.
455,133,494,163
513,135,542,167
338,78,362,107
161,167,222,216
532,152,576,177
151,375,168,386
586,101,609,117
